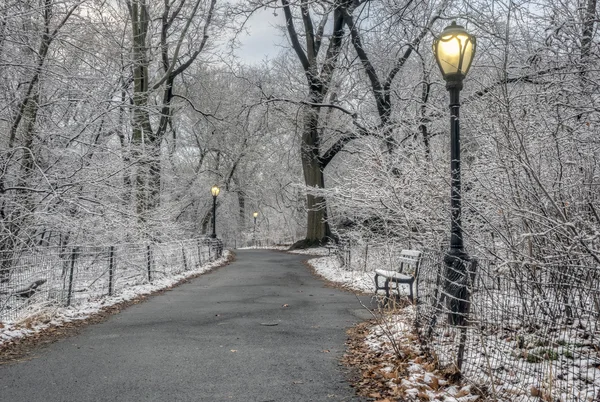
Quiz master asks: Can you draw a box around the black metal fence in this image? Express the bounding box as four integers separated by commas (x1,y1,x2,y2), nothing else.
0,238,223,324
415,250,600,401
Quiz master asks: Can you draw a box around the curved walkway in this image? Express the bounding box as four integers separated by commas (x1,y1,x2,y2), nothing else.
0,250,370,401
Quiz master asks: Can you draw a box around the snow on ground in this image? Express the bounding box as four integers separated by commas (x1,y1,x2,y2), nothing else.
306,253,481,401
0,251,231,347
287,246,331,256
306,253,599,401
302,251,375,292
4,247,594,401
237,246,290,251
363,306,480,402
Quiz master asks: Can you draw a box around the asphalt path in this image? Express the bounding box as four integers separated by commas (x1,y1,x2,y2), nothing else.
0,250,372,402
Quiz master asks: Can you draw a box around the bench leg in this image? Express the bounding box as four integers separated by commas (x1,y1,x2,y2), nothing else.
384,278,390,299
391,282,402,303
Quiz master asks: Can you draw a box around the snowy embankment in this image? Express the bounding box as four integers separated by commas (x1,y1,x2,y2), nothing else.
237,245,290,251
355,308,480,402
0,251,230,347
302,250,599,401
290,247,375,292
301,249,481,401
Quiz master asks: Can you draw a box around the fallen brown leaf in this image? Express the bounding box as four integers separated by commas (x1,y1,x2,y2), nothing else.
455,387,471,397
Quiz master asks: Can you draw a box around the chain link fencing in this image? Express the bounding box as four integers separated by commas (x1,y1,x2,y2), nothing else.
415,250,600,401
0,238,223,324
328,238,599,400
225,235,296,249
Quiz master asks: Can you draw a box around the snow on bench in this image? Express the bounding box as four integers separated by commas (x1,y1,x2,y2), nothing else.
374,249,422,302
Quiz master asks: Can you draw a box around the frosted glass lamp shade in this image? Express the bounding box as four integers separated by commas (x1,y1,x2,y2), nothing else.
433,22,476,80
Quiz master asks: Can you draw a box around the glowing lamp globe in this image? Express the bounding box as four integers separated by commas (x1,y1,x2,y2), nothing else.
433,22,476,82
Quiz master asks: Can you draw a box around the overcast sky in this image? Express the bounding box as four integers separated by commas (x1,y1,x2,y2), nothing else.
234,8,287,64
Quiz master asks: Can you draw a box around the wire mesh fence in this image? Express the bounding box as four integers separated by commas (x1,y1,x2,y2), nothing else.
226,235,297,249
0,238,223,324
329,239,421,275
415,250,600,401
308,237,599,400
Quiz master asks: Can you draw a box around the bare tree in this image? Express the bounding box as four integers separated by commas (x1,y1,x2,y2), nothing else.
125,0,218,225
278,0,348,245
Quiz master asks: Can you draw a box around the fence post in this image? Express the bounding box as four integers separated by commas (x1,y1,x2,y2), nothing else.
182,246,189,271
426,255,445,339
456,258,477,371
348,245,352,268
197,239,202,265
66,247,78,307
108,246,115,296
146,244,152,282
0,251,11,284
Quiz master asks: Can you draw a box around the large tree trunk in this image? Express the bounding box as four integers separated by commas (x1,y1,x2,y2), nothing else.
302,102,327,242
237,190,246,233
129,0,152,221
232,176,246,234
281,1,345,245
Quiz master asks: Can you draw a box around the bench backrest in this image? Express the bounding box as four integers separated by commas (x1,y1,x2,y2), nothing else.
397,249,422,275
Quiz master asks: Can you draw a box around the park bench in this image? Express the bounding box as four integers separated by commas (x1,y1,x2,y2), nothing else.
374,249,422,302
10,279,47,299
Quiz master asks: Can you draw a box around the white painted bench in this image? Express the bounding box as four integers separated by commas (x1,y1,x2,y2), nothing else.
374,249,422,302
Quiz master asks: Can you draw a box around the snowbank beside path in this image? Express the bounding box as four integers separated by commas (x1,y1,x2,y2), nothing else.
300,250,482,402
299,250,599,402
307,255,375,293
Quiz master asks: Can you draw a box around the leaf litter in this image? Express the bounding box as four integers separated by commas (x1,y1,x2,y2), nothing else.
306,252,480,401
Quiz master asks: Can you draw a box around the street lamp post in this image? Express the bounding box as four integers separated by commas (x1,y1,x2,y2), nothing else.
253,211,258,246
433,21,476,325
210,185,220,238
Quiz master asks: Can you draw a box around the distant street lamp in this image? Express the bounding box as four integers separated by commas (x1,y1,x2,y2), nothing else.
210,185,220,239
433,22,476,324
253,211,258,246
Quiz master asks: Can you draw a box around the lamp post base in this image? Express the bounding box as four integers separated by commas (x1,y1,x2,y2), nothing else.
443,249,470,327
444,247,469,264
